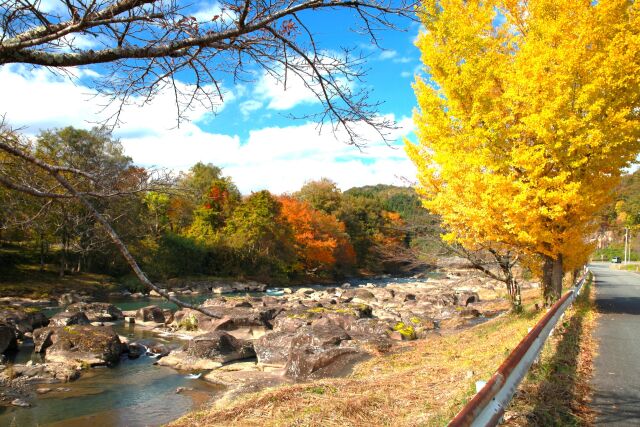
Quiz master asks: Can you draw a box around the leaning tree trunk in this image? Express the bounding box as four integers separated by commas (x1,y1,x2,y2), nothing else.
0,138,222,319
56,174,223,319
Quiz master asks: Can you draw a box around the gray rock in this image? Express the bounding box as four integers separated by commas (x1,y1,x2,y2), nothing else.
0,323,17,354
342,288,376,301
254,331,296,365
127,342,146,359
0,308,49,338
11,398,30,407
284,324,359,379
135,305,165,323
185,331,255,363
58,293,83,306
173,305,282,332
455,291,480,306
49,311,90,327
66,302,123,322
33,325,123,366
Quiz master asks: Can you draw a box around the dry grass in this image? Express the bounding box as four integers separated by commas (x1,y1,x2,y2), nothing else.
170,290,547,427
504,275,598,426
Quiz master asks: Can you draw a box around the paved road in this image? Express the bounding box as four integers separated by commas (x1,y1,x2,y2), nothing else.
590,262,640,426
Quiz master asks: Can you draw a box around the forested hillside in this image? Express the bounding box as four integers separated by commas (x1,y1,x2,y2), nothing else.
596,169,640,260
0,127,439,286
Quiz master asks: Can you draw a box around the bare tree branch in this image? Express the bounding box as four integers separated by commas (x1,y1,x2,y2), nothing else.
0,0,416,143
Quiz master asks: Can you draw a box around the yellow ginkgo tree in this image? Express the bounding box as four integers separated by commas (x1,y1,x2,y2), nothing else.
407,0,640,305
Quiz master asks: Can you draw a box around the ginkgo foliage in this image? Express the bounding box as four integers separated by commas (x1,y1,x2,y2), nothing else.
407,0,640,303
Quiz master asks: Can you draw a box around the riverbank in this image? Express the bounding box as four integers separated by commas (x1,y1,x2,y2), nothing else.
1,259,541,426
169,288,546,426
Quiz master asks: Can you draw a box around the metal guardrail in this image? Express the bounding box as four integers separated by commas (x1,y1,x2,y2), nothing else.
448,270,590,427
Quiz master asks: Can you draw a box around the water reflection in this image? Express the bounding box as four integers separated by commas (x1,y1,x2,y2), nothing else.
0,324,222,427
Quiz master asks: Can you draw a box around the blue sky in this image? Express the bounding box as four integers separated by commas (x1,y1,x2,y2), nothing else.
0,3,424,194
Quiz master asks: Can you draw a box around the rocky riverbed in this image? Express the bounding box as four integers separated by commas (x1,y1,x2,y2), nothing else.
0,264,534,426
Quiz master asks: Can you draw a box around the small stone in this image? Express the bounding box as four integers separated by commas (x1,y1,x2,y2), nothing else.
11,398,30,407
36,388,52,394
466,370,474,379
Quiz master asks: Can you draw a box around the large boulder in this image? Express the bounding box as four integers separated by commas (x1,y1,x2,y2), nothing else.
173,305,282,333
0,323,17,354
455,291,480,306
272,315,310,333
33,325,123,366
49,311,90,327
284,324,360,379
157,351,223,371
0,308,49,338
3,361,80,384
58,292,85,306
341,288,376,301
135,305,166,323
254,331,297,365
185,331,255,363
65,302,123,322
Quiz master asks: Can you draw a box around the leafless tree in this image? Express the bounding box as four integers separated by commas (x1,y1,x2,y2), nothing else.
0,0,415,142
447,243,523,311
0,0,416,316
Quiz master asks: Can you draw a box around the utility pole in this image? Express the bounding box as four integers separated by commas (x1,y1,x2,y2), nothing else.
624,227,629,264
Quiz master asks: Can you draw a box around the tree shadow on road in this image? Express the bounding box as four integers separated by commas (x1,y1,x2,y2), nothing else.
595,296,640,315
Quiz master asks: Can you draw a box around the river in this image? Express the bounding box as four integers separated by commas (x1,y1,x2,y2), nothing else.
0,276,437,426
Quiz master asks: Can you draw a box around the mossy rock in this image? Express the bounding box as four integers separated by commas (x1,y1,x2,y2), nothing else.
393,322,417,340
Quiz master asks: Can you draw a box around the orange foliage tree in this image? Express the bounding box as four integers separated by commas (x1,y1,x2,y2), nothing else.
278,196,355,275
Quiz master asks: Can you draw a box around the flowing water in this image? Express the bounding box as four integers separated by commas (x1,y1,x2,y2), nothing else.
0,310,222,427
0,275,440,426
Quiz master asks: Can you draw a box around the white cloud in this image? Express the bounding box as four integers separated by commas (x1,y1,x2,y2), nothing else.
379,50,398,60
252,56,355,112
192,2,237,23
59,33,101,50
0,64,230,135
239,100,263,117
393,56,414,64
121,117,417,194
254,70,320,111
120,126,242,170
0,64,417,195
217,117,416,193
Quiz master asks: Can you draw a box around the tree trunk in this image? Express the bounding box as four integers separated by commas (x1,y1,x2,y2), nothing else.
39,232,45,271
542,254,564,305
506,275,522,312
542,255,554,306
552,254,563,300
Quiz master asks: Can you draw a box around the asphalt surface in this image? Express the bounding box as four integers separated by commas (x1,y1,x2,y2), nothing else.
590,262,640,426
